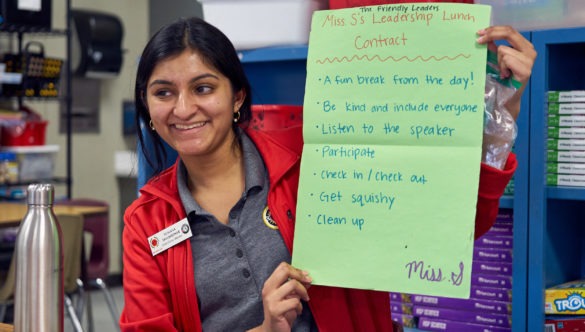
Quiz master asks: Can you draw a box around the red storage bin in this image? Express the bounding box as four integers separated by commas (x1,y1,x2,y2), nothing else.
0,120,48,146
329,0,473,9
250,105,303,131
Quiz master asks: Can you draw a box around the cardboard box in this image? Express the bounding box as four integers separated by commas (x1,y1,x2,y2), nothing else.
546,280,585,315
545,316,585,331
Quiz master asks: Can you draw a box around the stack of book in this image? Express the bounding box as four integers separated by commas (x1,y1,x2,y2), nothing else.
546,90,585,187
390,210,514,331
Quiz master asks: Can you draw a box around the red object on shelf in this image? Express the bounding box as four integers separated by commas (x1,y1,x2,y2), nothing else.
329,0,474,9
1,120,48,146
249,105,303,131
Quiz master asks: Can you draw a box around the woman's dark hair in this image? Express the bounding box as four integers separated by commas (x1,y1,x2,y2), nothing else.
135,17,252,176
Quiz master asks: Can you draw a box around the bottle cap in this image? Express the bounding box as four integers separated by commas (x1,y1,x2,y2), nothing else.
26,183,55,205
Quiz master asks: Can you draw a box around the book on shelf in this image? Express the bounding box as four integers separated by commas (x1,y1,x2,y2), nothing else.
390,302,413,315
548,127,585,139
484,223,513,236
546,173,585,187
410,295,511,314
547,150,585,163
471,274,512,289
547,162,585,175
390,292,412,303
413,305,512,328
472,260,513,276
474,235,513,250
470,286,512,303
417,316,511,332
391,313,417,329
474,247,513,263
547,138,585,151
548,102,585,115
548,90,585,103
548,114,585,127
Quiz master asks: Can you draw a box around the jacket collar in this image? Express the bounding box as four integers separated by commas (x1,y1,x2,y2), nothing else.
246,128,301,186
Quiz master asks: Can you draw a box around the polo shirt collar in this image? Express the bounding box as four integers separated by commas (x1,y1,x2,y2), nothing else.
176,131,267,217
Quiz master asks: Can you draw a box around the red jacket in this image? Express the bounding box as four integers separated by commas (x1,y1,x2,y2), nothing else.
120,126,516,332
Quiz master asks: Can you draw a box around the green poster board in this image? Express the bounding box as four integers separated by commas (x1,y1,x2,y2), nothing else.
292,3,491,299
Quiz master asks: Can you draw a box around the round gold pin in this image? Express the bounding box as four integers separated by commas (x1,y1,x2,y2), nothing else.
262,206,278,230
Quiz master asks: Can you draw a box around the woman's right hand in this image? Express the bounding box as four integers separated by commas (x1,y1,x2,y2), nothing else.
253,262,312,332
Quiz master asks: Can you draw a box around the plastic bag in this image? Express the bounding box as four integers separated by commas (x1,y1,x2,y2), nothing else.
483,50,521,170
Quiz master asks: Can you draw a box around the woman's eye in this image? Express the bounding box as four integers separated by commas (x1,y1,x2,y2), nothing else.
195,85,213,94
153,89,172,98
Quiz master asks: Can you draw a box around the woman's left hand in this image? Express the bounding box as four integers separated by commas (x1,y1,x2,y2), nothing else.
477,25,537,119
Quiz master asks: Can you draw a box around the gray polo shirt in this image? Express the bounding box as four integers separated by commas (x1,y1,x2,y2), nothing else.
177,132,317,331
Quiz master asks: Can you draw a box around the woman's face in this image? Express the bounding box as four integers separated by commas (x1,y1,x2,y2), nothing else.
145,50,244,159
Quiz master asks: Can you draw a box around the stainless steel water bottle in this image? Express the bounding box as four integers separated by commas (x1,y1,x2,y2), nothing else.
14,183,64,332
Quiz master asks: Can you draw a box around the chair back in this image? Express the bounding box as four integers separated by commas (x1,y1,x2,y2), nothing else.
0,213,84,300
56,199,110,280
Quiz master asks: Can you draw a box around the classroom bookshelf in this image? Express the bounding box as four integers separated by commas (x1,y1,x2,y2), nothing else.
528,26,585,332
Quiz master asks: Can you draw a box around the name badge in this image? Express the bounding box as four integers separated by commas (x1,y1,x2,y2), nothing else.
148,218,193,256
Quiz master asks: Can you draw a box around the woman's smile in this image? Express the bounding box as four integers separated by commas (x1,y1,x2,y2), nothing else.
173,121,208,130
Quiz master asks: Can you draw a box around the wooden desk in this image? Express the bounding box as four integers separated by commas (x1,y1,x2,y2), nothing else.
0,323,12,332
0,202,108,228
